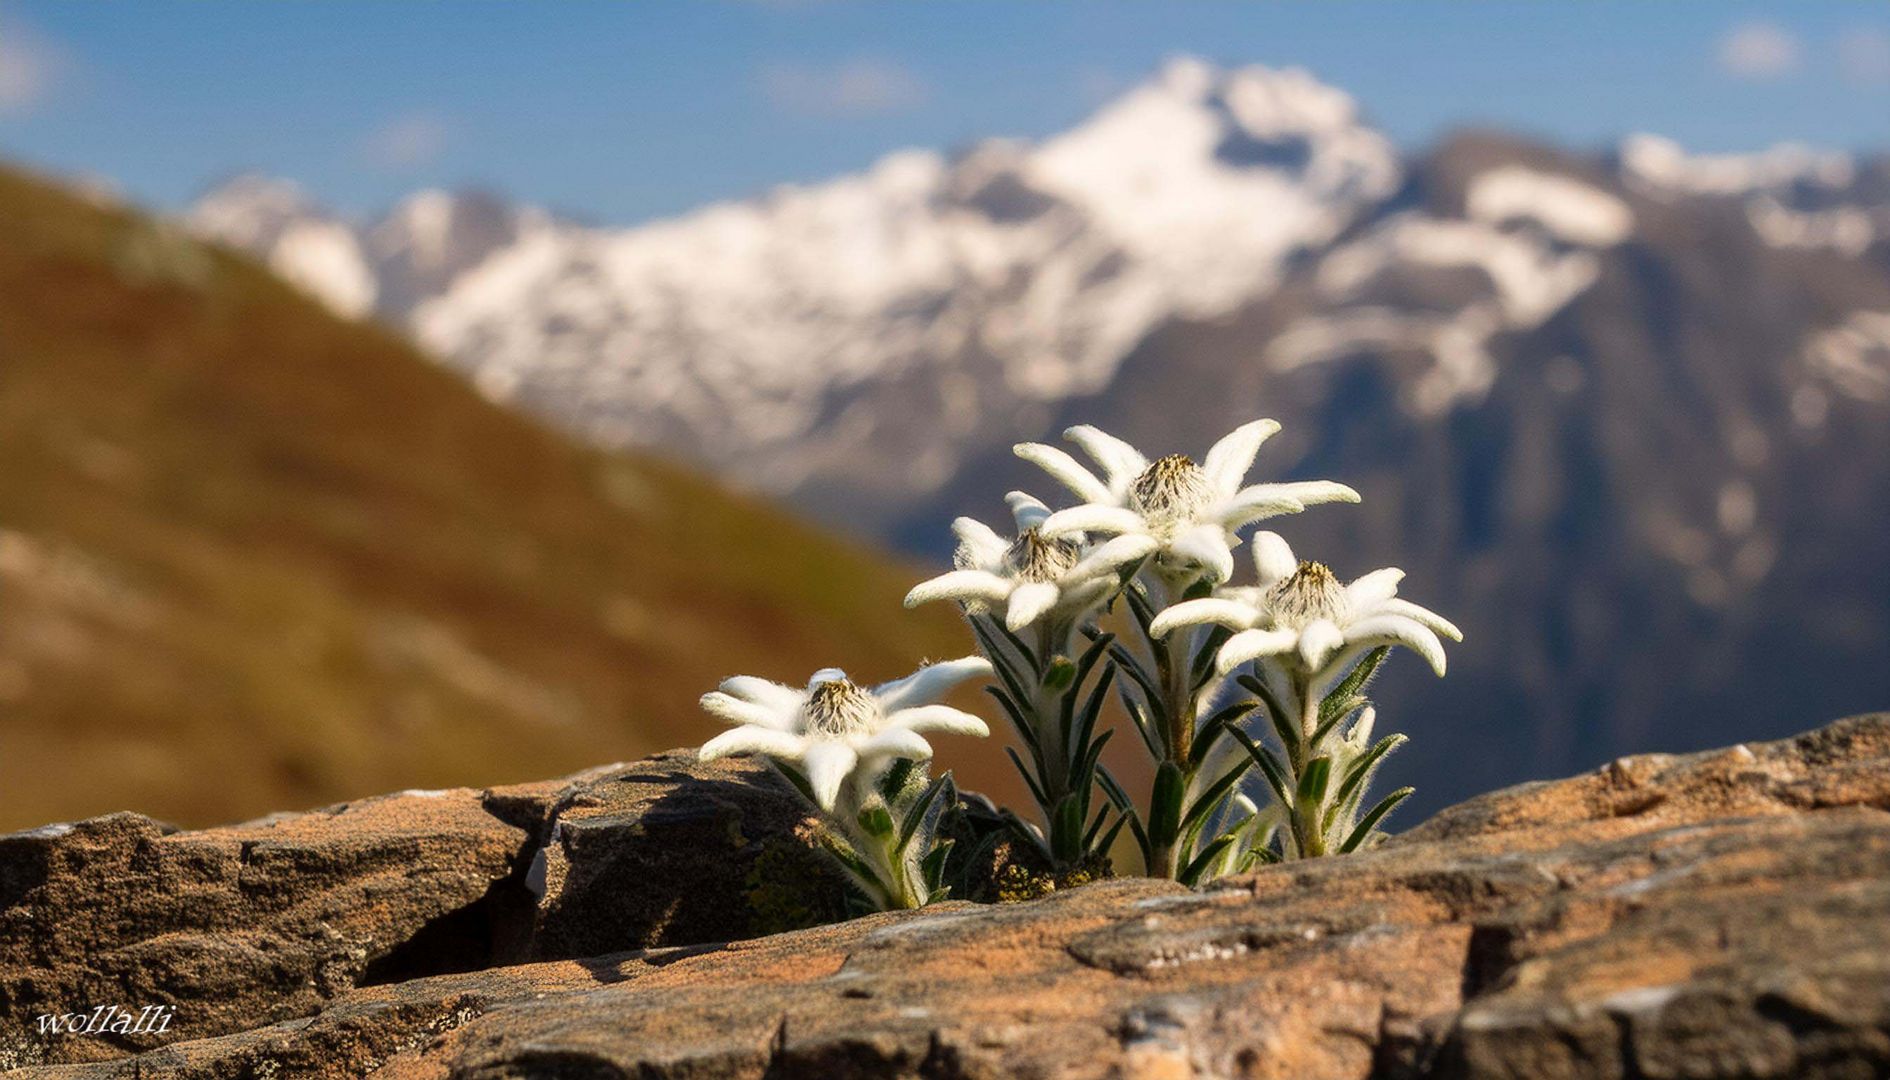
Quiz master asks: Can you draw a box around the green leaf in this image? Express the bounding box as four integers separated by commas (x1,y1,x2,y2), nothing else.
815,830,889,898
1188,624,1234,691
857,804,895,838
1269,707,1302,763
1075,728,1115,800
1123,582,1158,635
1296,756,1332,807
1308,697,1365,751
1108,644,1165,707
768,761,818,807
1177,833,1238,886
1236,672,1292,736
1330,733,1407,816
1338,787,1414,853
1189,700,1256,768
1072,665,1117,768
991,617,1044,677
1228,725,1293,809
920,837,955,892
877,757,920,803
969,619,1036,705
1051,793,1085,865
1115,683,1164,759
895,772,955,855
1071,631,1115,693
983,686,1040,753
1004,746,1052,813
1180,757,1256,835
1146,761,1185,850
1320,647,1389,723
1090,810,1132,860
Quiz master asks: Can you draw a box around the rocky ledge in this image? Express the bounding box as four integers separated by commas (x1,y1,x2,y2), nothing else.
3,715,1887,1079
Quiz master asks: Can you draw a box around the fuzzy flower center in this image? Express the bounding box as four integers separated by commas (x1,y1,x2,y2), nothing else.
1267,560,1347,629
1005,527,1081,583
803,678,879,737
1129,454,1214,533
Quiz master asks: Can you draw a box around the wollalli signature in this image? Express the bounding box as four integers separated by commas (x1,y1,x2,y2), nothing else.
35,1004,176,1037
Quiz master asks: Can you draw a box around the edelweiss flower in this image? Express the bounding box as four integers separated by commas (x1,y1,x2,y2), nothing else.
904,492,1158,632
1150,532,1462,680
697,660,991,811
1014,421,1358,584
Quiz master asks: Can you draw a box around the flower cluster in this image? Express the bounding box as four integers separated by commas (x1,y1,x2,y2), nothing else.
695,417,1458,908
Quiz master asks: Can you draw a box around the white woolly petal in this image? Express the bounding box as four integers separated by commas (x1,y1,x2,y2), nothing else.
1005,581,1062,631
1345,614,1448,675
1217,486,1306,528
884,704,990,737
699,691,795,731
1298,618,1347,670
1215,628,1300,673
715,676,807,714
698,726,807,762
1344,568,1405,615
905,569,1014,609
1039,505,1147,538
1062,424,1149,491
1065,533,1158,582
1274,480,1362,506
872,656,992,712
856,727,936,764
1169,523,1236,584
950,516,1009,568
1251,531,1298,587
1149,597,1263,637
1202,419,1281,497
1004,491,1052,532
1383,597,1464,642
1014,443,1111,504
801,741,860,813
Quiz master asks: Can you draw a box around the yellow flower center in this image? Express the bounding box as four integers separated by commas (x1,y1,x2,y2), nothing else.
1129,454,1214,534
803,678,878,737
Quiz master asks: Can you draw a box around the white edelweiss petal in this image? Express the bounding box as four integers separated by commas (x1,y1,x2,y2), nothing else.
950,516,1009,568
1014,443,1111,504
884,704,990,737
716,676,807,714
1298,618,1347,670
1063,425,1149,490
1217,486,1306,529
1004,491,1052,532
1065,533,1158,582
871,656,992,712
856,727,936,765
699,691,795,731
1149,597,1263,637
1039,505,1147,538
801,741,860,813
1344,568,1406,615
1169,523,1236,584
1344,614,1448,676
698,726,807,762
1274,480,1362,506
807,667,849,690
905,569,1014,609
1201,419,1282,497
1251,531,1298,588
1216,627,1301,673
1004,581,1063,631
1383,597,1464,642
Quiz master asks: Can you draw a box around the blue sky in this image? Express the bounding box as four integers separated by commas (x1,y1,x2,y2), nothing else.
1,2,1886,225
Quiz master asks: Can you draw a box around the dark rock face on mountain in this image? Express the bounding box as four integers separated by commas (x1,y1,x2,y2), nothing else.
7,714,1888,1078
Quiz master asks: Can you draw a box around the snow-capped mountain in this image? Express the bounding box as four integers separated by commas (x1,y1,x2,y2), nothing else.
185,59,1890,811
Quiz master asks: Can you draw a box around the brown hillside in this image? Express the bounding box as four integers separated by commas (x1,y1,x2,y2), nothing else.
0,165,981,829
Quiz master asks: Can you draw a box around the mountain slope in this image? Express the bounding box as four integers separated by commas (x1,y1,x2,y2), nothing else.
0,164,969,830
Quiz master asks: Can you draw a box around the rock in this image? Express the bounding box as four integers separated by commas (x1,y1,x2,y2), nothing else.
10,715,1890,1079
0,752,836,1069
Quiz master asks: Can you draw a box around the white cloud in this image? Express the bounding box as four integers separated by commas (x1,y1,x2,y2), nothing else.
1717,21,1802,80
360,109,454,170
760,59,928,118
0,16,68,115
1838,27,1890,87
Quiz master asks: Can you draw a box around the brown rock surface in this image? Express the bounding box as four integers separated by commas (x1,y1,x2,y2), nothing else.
9,714,1890,1079
0,753,831,1069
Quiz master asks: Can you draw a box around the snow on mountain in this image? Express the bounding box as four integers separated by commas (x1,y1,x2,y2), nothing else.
187,175,378,318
